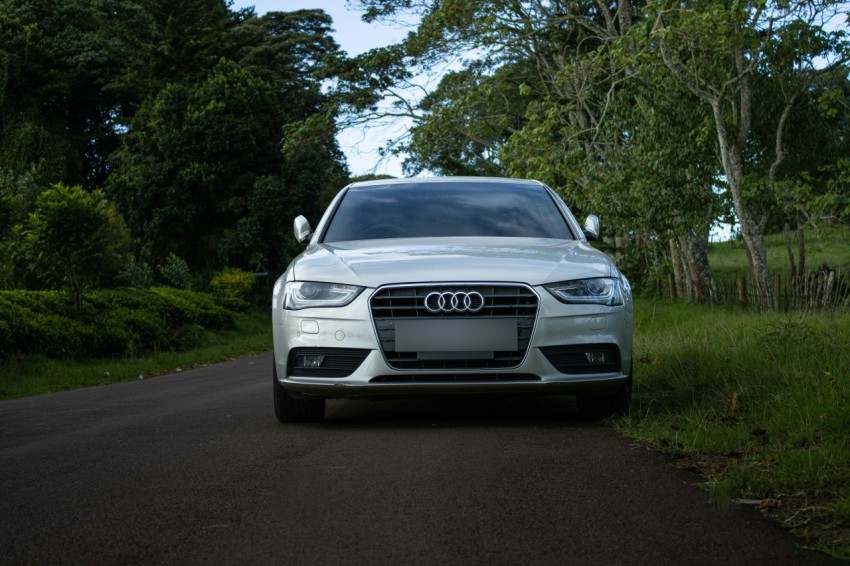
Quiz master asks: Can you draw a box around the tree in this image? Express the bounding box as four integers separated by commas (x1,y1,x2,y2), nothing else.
594,75,723,302
107,8,351,276
401,62,531,176
218,114,349,275
0,0,162,190
350,0,849,304
745,39,850,278
0,2,357,287
235,10,342,122
107,59,282,270
116,0,237,103
646,0,849,307
14,183,128,309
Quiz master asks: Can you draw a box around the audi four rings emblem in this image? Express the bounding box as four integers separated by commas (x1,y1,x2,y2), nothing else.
424,291,485,313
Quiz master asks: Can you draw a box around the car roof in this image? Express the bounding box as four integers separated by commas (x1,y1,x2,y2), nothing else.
346,177,547,190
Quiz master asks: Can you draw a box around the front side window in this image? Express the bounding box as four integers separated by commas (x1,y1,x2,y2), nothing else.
322,181,574,242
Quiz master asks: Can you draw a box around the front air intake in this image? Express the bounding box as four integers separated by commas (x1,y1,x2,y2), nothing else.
288,347,370,377
539,344,620,374
370,284,539,370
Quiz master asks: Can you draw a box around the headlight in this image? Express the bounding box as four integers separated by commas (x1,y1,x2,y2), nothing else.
283,281,364,310
544,277,623,306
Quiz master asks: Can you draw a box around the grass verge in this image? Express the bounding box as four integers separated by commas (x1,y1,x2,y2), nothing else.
0,308,271,400
618,299,850,559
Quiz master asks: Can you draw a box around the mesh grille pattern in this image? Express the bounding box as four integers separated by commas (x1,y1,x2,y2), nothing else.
370,284,538,370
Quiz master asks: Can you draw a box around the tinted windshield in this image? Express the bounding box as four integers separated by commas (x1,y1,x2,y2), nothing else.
322,181,574,242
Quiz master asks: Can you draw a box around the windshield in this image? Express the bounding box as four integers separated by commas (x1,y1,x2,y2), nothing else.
322,181,574,242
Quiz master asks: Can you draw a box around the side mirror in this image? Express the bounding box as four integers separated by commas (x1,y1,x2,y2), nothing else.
583,214,600,241
293,215,313,244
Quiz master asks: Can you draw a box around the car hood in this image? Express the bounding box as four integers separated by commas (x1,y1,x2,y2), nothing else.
290,237,614,287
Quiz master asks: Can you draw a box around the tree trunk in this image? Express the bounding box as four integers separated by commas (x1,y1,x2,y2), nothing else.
710,99,773,309
669,237,686,300
797,226,806,276
614,235,627,265
680,231,714,303
617,0,633,32
677,235,696,301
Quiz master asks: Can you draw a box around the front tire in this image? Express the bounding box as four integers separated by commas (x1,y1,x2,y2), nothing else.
273,363,325,422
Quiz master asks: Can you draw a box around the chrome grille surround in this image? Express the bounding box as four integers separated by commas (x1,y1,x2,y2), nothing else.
369,283,539,370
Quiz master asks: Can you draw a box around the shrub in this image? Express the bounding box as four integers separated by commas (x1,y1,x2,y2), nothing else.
0,318,9,355
210,267,255,310
172,323,206,349
120,257,154,289
14,183,129,309
158,253,192,290
0,287,235,360
0,293,84,358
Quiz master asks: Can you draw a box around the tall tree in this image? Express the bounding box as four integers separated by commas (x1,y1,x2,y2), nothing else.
107,8,350,275
107,59,282,270
646,0,849,307
0,0,136,189
402,62,532,175
350,0,849,302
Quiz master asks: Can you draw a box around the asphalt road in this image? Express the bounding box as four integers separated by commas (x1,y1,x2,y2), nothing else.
0,352,839,565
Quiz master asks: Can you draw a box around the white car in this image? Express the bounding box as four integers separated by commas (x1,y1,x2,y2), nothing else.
272,177,633,422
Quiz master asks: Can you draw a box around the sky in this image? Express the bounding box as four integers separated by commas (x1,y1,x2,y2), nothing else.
231,1,412,177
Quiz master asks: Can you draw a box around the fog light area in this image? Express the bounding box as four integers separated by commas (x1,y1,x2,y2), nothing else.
295,355,325,368
585,351,611,364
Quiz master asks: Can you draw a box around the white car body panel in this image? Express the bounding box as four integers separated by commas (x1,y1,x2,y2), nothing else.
290,238,614,289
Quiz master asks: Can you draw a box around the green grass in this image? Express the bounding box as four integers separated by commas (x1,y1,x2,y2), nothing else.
0,308,271,399
618,299,850,557
709,225,850,280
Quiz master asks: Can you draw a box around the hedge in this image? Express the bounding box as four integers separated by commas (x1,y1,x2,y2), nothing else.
0,288,235,360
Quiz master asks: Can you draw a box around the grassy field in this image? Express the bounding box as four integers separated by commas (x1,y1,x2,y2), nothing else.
0,309,271,399
709,225,850,280
620,299,850,558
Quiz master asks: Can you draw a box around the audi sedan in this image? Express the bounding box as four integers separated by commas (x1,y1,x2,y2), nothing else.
272,177,633,422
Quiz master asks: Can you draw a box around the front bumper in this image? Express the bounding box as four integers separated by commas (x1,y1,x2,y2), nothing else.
272,285,632,399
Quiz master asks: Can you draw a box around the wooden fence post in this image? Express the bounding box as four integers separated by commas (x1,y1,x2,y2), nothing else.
773,274,782,312
824,271,835,310
737,275,747,307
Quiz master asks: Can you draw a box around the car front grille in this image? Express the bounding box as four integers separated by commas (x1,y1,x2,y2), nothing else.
370,284,538,370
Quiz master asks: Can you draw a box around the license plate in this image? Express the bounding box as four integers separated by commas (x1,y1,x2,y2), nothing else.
394,319,518,352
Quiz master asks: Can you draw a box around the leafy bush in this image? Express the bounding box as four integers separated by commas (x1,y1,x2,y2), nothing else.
210,267,255,310
158,253,192,290
0,288,235,360
148,287,233,329
120,257,154,289
0,291,81,358
172,324,206,349
12,183,129,309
